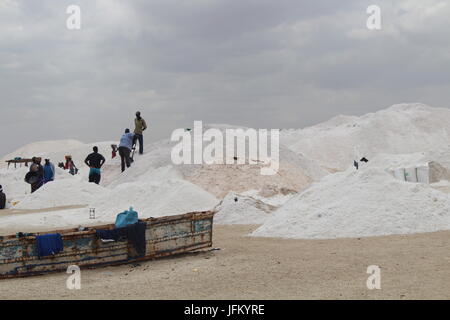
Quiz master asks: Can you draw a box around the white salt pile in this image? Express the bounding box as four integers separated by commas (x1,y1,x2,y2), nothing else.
0,165,83,206
214,192,278,225
282,103,450,171
183,162,310,199
0,180,218,234
105,124,327,198
242,187,297,207
252,162,450,239
0,176,218,232
0,167,31,207
92,179,218,219
178,125,327,198
15,178,108,209
0,136,220,232
0,207,95,232
4,103,450,239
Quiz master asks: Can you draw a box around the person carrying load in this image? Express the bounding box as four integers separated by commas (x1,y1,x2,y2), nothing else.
118,129,135,173
84,146,106,185
25,157,44,193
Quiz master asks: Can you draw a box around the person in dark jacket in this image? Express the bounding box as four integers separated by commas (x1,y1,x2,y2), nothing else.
84,146,106,185
118,129,135,172
0,185,6,209
29,157,44,193
134,111,147,155
43,159,55,184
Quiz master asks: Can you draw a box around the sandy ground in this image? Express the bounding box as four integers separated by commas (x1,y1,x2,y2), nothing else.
1,224,449,300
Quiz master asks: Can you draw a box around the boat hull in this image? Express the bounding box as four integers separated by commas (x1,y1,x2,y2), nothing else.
0,211,214,279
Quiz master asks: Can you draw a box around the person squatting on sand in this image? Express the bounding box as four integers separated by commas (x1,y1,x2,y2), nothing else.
119,129,135,172
43,159,55,184
0,185,5,209
64,156,78,175
134,111,147,155
85,146,106,185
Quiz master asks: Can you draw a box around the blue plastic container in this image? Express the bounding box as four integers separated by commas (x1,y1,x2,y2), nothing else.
115,207,138,228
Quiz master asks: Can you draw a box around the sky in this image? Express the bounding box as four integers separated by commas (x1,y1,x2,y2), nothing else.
1,0,450,157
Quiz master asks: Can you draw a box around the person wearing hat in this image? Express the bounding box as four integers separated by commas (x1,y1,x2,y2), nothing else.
0,185,6,209
134,111,147,155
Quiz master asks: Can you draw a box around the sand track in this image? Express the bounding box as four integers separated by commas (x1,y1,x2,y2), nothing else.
1,225,449,300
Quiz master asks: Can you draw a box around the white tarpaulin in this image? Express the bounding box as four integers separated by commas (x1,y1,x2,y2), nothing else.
405,167,418,183
416,166,430,184
393,168,406,181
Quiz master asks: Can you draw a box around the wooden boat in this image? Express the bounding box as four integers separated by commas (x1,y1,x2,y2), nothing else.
0,211,214,279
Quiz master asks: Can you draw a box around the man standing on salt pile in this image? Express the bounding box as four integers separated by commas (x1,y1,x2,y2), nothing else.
43,159,55,184
134,111,147,155
0,185,6,209
118,129,135,172
84,146,106,185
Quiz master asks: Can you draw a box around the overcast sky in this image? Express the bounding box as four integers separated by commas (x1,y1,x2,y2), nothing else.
1,0,450,156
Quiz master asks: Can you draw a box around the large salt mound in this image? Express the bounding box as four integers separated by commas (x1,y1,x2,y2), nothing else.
15,178,108,209
183,162,311,199
0,167,32,206
2,176,218,232
178,125,327,198
282,103,450,171
92,179,219,219
0,166,85,205
104,139,179,188
252,163,450,239
103,124,327,198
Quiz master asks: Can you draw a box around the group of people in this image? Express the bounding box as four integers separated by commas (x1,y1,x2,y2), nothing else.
23,157,57,194
0,111,148,205
85,111,148,182
84,111,148,183
117,111,147,172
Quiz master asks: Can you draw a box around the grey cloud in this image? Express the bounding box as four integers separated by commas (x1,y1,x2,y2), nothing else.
1,0,450,156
